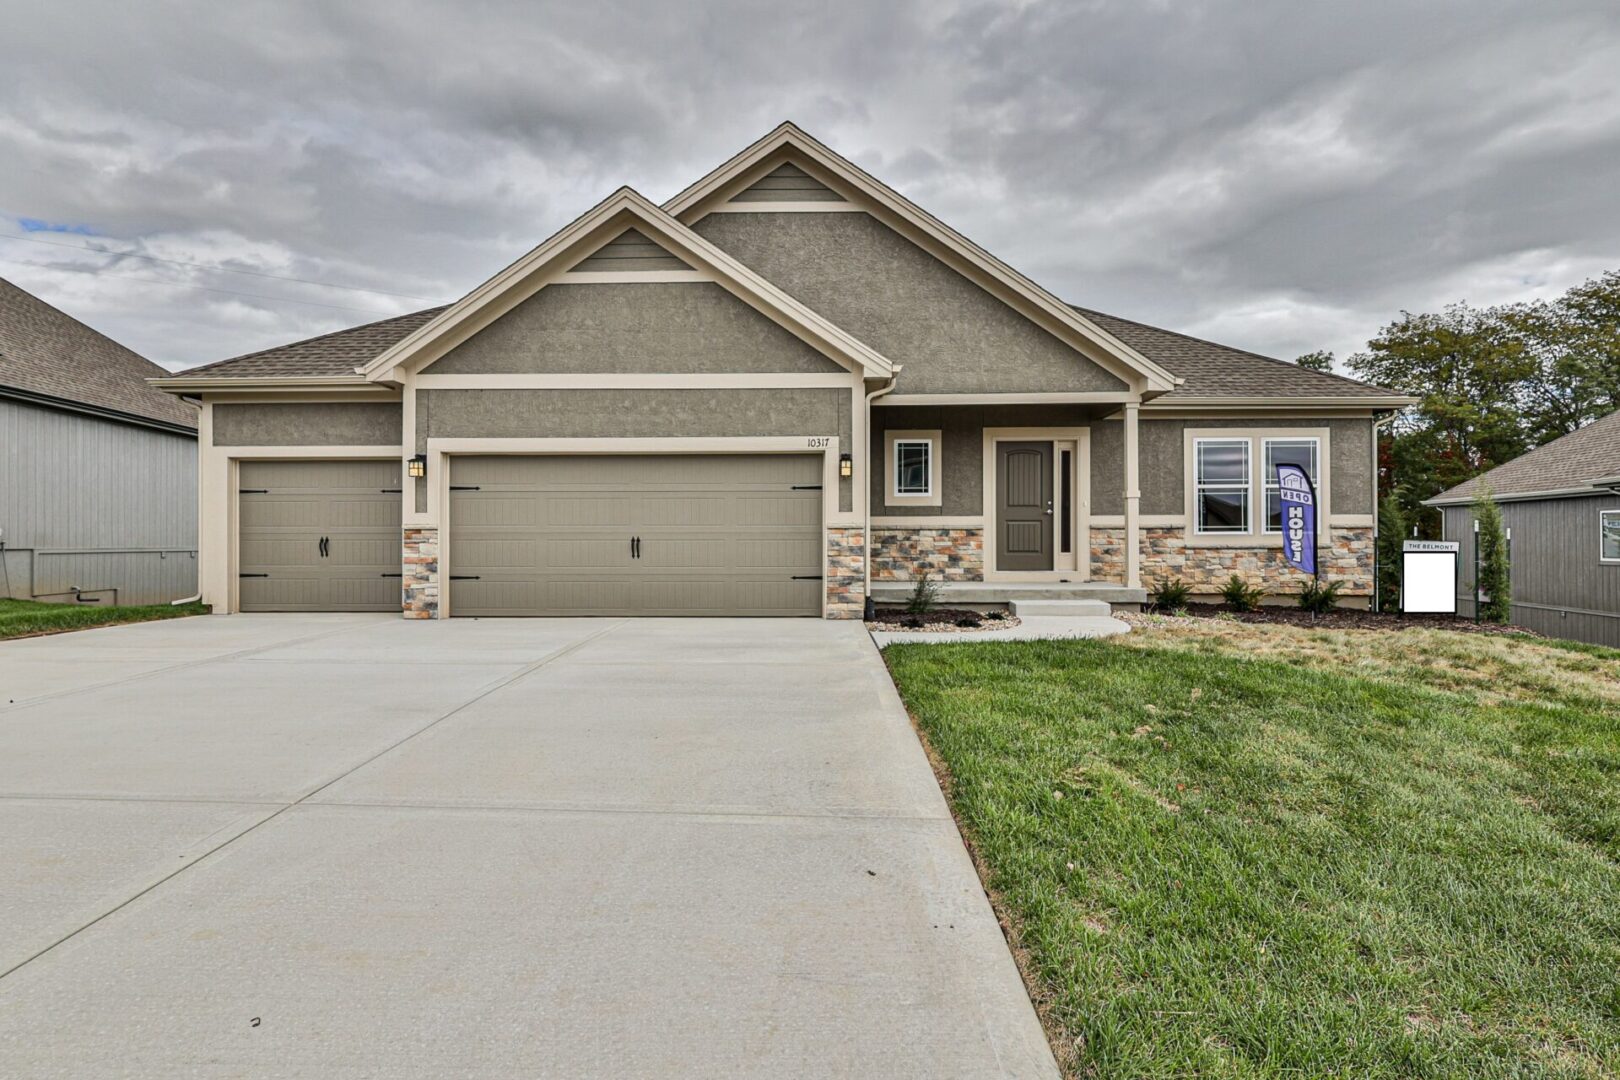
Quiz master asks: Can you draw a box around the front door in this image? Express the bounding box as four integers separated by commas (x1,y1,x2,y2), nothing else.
996,441,1053,571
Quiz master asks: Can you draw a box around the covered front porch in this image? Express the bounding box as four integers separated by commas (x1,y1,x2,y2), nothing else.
865,399,1148,606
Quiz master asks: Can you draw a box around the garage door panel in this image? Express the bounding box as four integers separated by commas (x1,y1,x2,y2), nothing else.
238,460,402,613
448,455,822,617
548,496,633,527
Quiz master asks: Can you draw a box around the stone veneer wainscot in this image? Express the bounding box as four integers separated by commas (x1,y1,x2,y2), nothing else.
825,527,865,619
1090,525,1375,596
870,527,985,581
403,527,440,619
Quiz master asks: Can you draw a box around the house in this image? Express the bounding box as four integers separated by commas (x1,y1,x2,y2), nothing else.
1428,409,1620,646
0,277,198,606
152,123,1408,619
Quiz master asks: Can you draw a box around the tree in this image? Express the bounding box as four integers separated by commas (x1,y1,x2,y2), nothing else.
1349,303,1537,531
1470,487,1512,624
1295,349,1335,373
1375,489,1408,612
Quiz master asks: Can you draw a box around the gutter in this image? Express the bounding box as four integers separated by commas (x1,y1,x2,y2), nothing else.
862,367,902,619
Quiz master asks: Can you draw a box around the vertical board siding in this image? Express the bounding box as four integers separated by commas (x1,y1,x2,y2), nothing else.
0,398,197,605
1441,494,1620,647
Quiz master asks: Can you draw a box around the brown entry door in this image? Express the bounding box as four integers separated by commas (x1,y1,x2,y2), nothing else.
997,441,1053,571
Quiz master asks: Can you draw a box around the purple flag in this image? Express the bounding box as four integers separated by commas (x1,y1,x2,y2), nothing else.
1276,463,1317,576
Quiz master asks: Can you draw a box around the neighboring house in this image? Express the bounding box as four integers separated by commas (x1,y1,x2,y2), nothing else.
153,123,1409,620
0,276,198,606
1428,409,1620,646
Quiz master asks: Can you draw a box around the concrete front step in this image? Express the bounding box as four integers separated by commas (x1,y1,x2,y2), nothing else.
1010,598,1112,618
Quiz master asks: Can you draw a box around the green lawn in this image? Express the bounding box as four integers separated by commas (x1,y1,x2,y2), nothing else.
0,597,209,640
885,620,1620,1078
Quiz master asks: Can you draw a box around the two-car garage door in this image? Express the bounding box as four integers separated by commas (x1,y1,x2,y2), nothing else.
448,455,823,616
237,455,824,616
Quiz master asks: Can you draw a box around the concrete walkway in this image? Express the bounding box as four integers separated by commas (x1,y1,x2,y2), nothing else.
872,614,1131,645
0,614,1057,1078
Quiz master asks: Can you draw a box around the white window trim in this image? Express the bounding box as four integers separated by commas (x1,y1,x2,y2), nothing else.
1193,438,1252,536
884,429,941,507
1261,436,1322,535
1182,427,1333,546
1601,508,1620,564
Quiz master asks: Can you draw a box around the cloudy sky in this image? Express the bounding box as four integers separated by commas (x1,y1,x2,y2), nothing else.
3,0,1618,372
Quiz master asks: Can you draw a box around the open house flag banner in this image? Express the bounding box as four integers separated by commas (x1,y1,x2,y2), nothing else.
1276,463,1317,576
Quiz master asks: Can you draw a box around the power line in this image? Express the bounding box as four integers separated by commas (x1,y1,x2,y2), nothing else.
0,231,442,302
0,255,405,316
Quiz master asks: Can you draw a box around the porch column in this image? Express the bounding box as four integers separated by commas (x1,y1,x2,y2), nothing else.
1123,401,1141,588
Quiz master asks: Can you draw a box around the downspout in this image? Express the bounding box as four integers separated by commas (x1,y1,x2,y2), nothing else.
862,367,902,620
1370,410,1396,612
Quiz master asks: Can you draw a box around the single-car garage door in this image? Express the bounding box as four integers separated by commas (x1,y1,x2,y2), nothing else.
238,460,402,612
449,455,823,616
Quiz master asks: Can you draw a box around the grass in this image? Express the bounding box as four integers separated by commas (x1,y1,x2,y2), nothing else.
0,597,209,640
884,621,1620,1078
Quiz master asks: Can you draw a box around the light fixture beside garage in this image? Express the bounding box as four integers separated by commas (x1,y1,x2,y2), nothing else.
408,454,427,479
839,452,853,479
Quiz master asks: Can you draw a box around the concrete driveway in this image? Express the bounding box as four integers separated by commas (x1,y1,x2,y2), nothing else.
0,615,1057,1078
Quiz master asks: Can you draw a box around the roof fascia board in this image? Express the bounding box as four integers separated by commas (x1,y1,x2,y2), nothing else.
1426,485,1611,507
665,124,1180,394
151,375,375,392
1,383,197,436
360,187,892,382
1141,395,1418,411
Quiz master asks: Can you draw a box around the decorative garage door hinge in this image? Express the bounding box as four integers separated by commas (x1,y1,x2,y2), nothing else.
239,573,269,578
791,574,824,580
450,485,480,491
791,484,823,490
238,488,269,494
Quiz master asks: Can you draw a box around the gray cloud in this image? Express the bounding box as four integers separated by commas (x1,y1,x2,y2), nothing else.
1,0,1616,370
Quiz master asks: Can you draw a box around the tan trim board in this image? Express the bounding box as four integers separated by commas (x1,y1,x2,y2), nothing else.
877,392,1137,406
704,202,864,213
555,270,711,283
1089,515,1187,528
412,373,856,390
153,376,376,392
871,516,985,529
665,123,1178,394
1137,396,1414,413
884,428,942,507
198,390,401,404
1330,514,1375,527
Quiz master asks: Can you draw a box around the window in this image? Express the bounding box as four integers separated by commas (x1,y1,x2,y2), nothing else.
894,440,932,497
1263,438,1320,533
1603,509,1620,562
1195,439,1250,533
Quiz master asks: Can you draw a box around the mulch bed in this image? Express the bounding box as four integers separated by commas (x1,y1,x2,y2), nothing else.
1130,603,1540,636
866,607,1022,633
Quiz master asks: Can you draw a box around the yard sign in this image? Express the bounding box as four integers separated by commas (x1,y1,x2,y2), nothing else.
1276,463,1317,577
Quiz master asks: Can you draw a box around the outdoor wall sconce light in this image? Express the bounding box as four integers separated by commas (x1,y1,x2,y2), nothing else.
408,454,427,479
839,452,853,478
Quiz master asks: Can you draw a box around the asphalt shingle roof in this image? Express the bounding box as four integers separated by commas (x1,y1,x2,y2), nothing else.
0,276,197,429
1431,409,1620,502
170,299,1400,404
174,306,448,380
1071,306,1401,400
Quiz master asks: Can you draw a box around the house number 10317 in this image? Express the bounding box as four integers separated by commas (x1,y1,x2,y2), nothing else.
806,437,831,448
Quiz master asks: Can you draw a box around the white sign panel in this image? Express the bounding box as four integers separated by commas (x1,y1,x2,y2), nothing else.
1401,540,1459,614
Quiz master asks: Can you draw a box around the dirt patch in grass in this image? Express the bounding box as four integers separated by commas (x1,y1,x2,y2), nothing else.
1134,603,1540,636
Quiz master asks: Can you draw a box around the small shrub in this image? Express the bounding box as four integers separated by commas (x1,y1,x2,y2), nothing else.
1375,489,1408,612
901,614,924,629
1471,486,1512,623
1296,578,1344,614
1218,574,1265,612
956,613,982,629
984,610,1008,621
905,573,942,617
1149,578,1192,612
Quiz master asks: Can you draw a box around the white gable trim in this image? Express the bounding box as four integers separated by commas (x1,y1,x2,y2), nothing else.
665,123,1180,395
360,187,893,382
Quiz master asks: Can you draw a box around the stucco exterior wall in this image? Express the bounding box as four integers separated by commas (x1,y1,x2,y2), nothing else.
417,387,854,512
211,402,403,447
693,212,1127,395
425,282,843,375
